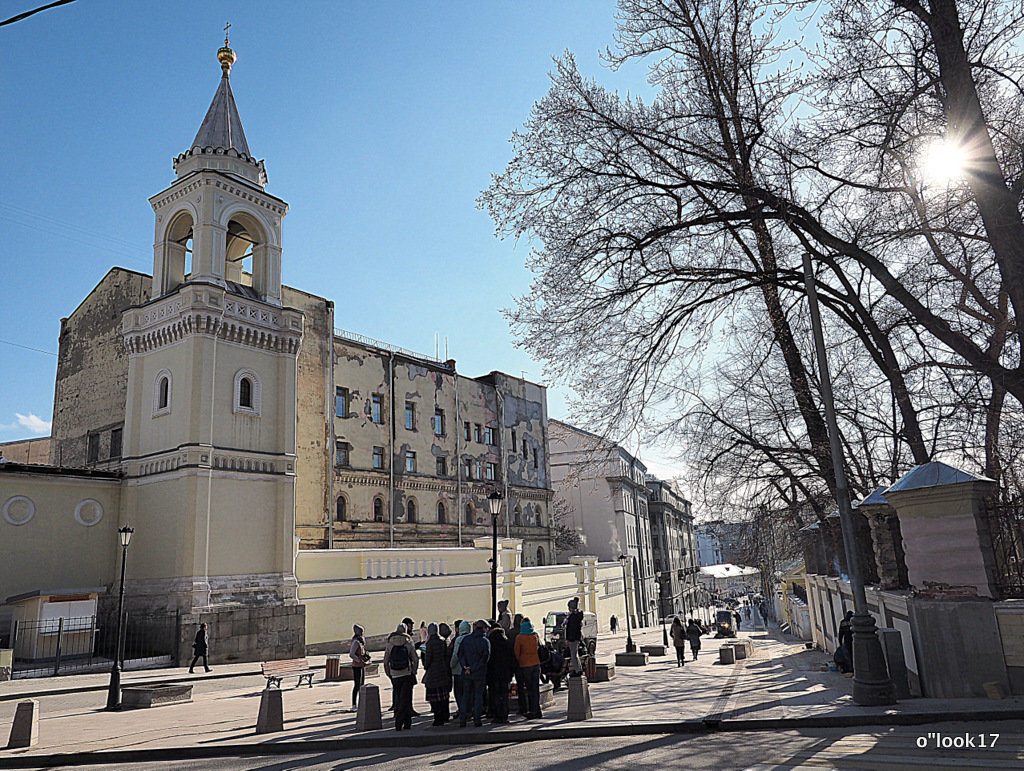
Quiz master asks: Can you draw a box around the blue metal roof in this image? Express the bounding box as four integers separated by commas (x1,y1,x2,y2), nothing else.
886,461,993,493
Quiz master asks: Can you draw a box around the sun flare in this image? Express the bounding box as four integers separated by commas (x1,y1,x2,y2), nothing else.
920,138,968,184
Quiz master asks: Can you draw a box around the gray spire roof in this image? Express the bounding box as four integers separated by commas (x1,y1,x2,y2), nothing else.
191,73,252,158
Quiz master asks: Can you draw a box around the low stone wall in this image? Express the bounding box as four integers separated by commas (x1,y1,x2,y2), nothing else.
177,604,305,665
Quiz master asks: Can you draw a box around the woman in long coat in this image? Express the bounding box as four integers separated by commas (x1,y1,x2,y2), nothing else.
422,622,452,726
669,616,687,667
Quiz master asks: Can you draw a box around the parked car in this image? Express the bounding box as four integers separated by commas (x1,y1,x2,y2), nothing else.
543,610,599,656
715,609,737,638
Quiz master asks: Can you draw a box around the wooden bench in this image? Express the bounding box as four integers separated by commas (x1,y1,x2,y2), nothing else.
261,658,315,688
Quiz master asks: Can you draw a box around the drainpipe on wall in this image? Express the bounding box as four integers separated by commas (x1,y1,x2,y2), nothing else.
389,351,395,549
496,389,509,539
327,301,335,551
455,369,462,546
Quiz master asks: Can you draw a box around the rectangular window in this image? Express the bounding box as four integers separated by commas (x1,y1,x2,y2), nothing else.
436,456,447,476
87,433,100,464
486,461,497,481
372,446,385,470
335,387,349,418
405,401,416,431
371,394,384,424
511,428,517,449
109,428,122,459
474,424,482,443
464,421,471,441
484,426,495,445
405,450,416,472
464,458,473,480
474,460,483,480
335,441,350,467
433,408,445,436
532,448,539,469
522,438,528,459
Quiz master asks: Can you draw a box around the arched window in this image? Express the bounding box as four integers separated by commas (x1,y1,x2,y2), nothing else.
437,501,446,524
336,496,346,523
465,503,474,525
153,370,172,416
239,377,253,408
406,499,417,524
537,546,545,566
373,498,384,522
233,369,261,415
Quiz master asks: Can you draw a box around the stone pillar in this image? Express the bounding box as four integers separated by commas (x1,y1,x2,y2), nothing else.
255,688,283,734
567,675,593,721
355,684,382,730
884,462,999,598
570,555,599,613
857,489,909,590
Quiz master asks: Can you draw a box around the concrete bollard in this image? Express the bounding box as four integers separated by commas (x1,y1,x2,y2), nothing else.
567,675,593,721
255,688,284,734
730,642,747,660
7,699,39,749
719,646,735,665
355,683,382,731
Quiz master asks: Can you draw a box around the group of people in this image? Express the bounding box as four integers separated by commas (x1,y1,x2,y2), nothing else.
668,617,707,667
348,600,555,731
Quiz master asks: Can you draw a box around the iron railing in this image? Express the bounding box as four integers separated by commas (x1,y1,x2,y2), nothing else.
11,610,179,678
983,492,1024,599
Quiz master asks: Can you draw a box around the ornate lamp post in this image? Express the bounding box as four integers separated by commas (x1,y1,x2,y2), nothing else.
105,524,134,711
802,252,895,706
617,554,636,653
658,575,669,647
487,490,503,621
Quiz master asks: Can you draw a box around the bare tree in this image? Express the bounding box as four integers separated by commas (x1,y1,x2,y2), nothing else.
481,0,1023,519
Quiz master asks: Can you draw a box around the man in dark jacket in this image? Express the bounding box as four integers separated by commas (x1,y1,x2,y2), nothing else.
457,620,491,727
422,623,452,726
188,623,211,673
486,626,515,723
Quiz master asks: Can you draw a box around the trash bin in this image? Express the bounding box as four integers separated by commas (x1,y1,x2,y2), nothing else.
325,654,341,681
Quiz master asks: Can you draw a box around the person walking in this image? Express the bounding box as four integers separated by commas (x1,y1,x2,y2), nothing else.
513,617,543,720
669,616,687,667
449,620,471,721
564,598,584,676
384,622,418,731
733,609,742,631
457,620,491,727
188,622,211,673
836,610,854,674
496,599,512,632
422,622,452,726
486,624,515,723
685,618,704,661
348,624,371,711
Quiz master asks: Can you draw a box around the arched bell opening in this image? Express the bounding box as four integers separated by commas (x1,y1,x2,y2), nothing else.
222,210,277,301
157,209,195,296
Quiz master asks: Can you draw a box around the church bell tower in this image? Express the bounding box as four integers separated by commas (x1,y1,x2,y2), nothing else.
118,32,304,630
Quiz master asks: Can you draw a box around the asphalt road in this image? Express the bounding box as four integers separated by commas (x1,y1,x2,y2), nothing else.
44,720,1024,770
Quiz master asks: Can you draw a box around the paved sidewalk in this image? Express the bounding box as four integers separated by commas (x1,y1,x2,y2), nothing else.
2,624,1023,767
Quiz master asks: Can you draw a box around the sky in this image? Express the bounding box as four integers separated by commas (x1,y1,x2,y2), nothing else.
0,0,681,477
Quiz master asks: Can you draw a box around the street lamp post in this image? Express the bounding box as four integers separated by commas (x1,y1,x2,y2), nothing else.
802,252,896,706
617,554,636,653
658,576,669,647
487,491,503,621
105,524,134,711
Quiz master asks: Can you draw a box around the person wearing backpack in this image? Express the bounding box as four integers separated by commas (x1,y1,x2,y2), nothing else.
384,622,418,730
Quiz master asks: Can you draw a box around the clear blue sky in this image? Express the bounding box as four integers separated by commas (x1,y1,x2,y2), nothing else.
0,0,675,474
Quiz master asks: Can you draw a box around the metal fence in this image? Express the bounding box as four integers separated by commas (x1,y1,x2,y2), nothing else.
984,492,1024,599
11,610,179,678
